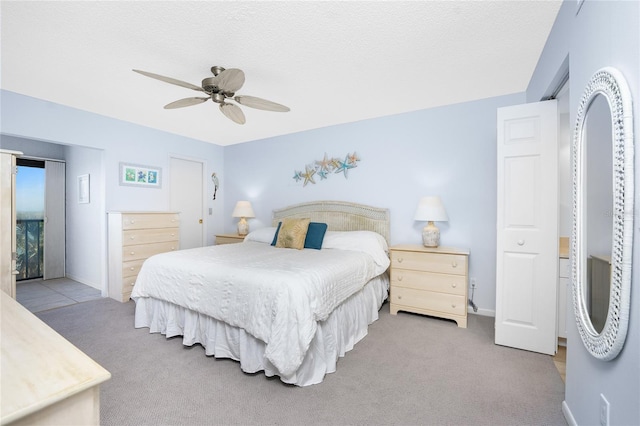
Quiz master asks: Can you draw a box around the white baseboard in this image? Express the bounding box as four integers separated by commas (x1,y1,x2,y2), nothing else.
65,273,101,292
468,306,495,317
562,400,577,426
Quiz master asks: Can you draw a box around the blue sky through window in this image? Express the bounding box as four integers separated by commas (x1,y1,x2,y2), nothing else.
16,166,45,219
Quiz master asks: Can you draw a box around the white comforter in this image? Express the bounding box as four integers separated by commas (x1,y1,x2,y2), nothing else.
131,238,389,376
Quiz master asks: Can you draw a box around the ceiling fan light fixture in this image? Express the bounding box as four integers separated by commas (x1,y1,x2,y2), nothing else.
133,65,289,124
211,92,226,104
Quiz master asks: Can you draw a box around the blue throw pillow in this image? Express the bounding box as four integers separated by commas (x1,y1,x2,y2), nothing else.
304,222,328,250
271,221,328,249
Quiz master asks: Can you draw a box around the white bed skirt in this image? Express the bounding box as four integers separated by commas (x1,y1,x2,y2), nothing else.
133,274,388,386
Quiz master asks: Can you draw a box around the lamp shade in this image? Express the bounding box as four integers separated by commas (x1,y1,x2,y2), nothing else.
414,196,448,222
232,201,255,218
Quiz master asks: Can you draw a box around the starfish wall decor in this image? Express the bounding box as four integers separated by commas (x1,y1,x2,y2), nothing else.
292,152,361,187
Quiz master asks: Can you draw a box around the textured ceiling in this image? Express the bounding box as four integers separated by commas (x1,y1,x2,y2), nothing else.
1,1,561,146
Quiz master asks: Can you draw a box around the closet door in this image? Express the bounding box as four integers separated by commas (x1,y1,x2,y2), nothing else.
495,100,558,355
44,160,66,279
169,156,204,249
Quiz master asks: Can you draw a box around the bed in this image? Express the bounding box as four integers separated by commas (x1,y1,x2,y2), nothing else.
131,201,390,386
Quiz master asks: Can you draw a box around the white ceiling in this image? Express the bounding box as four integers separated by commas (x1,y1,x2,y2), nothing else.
1,1,561,147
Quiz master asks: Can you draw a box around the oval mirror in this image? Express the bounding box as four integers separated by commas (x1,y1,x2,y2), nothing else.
572,67,634,360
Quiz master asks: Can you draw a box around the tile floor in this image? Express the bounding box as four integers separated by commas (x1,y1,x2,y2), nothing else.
16,277,102,313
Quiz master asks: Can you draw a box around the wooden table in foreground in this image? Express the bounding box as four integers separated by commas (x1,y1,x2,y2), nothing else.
1,292,111,425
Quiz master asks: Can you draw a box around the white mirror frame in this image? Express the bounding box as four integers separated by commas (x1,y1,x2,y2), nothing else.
572,67,634,361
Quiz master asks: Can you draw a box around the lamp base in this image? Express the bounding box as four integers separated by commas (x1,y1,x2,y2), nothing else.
422,221,440,247
237,217,249,236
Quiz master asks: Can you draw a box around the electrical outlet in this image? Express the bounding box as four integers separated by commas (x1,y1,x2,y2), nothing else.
600,394,610,426
470,277,477,288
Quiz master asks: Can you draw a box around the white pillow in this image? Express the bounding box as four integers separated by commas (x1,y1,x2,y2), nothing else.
322,231,390,269
244,226,277,244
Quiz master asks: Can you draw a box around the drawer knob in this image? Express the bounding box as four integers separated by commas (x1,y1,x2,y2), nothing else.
451,282,457,288
130,236,135,240
451,303,456,308
397,257,403,263
130,251,135,255
171,233,175,236
398,275,403,281
397,295,402,300
171,247,176,250
130,220,135,224
130,283,135,287
517,239,525,246
452,261,458,268
129,267,134,271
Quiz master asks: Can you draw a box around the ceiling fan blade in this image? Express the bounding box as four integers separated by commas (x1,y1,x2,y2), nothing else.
164,97,210,109
133,69,204,92
212,68,245,93
234,95,290,112
219,103,246,124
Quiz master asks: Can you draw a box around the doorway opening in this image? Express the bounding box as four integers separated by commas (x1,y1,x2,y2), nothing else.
15,158,45,281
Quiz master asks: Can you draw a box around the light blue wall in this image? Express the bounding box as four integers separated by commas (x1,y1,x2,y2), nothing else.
528,1,640,425
1,90,225,292
224,93,525,314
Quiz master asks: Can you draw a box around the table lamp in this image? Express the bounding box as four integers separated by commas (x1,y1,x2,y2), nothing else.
414,196,448,247
232,200,255,236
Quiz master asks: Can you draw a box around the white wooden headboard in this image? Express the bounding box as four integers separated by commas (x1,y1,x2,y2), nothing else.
272,200,390,245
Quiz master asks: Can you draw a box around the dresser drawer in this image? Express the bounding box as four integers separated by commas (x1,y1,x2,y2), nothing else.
122,259,146,279
391,269,466,296
122,276,137,294
392,286,466,316
122,241,178,262
123,228,179,246
121,213,180,230
391,250,466,275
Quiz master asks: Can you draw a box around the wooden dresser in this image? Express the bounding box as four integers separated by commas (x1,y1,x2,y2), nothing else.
390,244,469,328
215,233,245,245
108,212,180,302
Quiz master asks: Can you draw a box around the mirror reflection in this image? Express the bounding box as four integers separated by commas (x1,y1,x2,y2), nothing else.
584,94,612,334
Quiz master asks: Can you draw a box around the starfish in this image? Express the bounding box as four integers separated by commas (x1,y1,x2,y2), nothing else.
302,166,316,186
315,153,332,172
347,152,360,165
318,169,329,180
334,155,355,178
330,157,341,170
292,170,303,182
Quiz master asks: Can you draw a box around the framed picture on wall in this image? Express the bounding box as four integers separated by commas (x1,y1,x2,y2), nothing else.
78,174,90,204
119,162,162,188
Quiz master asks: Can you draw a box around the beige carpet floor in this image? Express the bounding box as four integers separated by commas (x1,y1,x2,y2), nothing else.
36,298,567,426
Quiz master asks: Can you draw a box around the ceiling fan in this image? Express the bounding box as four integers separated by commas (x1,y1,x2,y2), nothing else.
132,66,290,124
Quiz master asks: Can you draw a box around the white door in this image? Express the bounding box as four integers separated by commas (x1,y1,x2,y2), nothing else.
495,100,558,355
170,157,204,249
44,160,66,279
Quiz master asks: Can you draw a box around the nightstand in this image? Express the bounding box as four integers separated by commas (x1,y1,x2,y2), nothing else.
215,233,245,245
390,244,469,328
